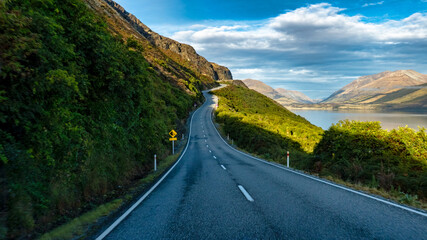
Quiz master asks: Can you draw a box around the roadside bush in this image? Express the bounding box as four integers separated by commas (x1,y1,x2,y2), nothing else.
315,120,426,199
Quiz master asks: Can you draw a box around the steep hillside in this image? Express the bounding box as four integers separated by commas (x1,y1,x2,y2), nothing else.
242,79,315,104
89,0,232,85
323,70,427,104
213,85,323,158
0,0,228,238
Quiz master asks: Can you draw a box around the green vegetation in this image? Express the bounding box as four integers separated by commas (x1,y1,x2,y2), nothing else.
213,85,323,168
214,85,427,206
315,120,426,199
39,150,183,240
0,0,199,238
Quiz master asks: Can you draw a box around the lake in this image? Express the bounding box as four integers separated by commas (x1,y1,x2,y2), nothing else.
289,109,427,130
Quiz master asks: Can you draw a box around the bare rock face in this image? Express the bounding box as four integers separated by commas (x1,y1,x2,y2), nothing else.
104,0,232,80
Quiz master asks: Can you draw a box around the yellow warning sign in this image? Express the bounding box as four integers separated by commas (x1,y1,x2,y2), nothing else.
169,138,177,141
169,130,177,138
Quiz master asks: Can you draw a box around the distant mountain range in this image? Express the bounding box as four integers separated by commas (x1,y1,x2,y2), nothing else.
240,70,427,111
323,70,427,105
242,79,318,104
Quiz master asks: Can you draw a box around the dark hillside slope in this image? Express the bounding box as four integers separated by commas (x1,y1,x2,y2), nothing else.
0,0,215,238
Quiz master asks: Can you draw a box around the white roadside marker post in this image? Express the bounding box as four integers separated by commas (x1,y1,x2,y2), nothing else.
287,151,289,168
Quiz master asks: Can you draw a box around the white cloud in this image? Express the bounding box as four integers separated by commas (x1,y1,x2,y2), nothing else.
289,69,313,75
173,3,427,50
362,1,384,7
170,3,427,99
233,68,264,75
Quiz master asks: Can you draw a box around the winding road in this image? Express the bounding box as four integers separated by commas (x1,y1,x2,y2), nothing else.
95,90,427,239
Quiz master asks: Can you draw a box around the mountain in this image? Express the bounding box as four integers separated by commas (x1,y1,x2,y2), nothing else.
275,88,319,104
323,70,427,105
90,0,232,84
242,79,315,104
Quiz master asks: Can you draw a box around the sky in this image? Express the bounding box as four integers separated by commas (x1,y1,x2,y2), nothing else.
114,0,427,99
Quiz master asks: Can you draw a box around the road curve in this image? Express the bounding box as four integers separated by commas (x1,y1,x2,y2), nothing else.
95,90,427,239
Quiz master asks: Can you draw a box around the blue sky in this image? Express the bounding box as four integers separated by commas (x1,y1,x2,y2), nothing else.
114,0,427,99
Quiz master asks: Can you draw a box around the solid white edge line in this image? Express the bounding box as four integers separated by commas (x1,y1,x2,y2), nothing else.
208,92,427,218
238,185,254,202
96,103,203,240
221,165,226,170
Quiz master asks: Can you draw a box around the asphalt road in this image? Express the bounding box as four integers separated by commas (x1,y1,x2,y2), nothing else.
96,90,427,239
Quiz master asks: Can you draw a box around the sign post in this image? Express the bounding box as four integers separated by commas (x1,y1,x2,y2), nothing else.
287,151,289,168
169,130,177,155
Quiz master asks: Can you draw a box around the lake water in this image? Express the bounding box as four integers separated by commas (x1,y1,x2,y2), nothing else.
289,109,427,130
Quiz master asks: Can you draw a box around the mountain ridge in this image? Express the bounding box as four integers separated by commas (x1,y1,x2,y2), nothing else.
323,70,427,104
102,0,232,81
242,79,316,104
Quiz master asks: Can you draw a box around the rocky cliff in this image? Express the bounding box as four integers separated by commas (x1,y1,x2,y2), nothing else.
103,0,232,81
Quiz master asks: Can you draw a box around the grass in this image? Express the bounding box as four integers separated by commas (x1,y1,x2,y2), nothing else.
322,176,427,211
39,199,123,240
38,146,185,240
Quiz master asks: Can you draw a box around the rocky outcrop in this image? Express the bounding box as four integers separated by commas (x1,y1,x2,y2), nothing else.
103,0,232,80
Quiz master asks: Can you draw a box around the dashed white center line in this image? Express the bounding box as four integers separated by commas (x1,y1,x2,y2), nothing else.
204,135,206,137
209,150,212,153
205,140,207,142
221,165,226,170
213,156,217,159
206,145,209,148
238,185,254,202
